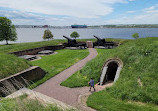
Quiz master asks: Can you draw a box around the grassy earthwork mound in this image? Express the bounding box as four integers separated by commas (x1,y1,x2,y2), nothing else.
0,39,93,80
61,37,158,110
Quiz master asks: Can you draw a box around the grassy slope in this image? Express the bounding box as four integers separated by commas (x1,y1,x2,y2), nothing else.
0,38,96,53
87,91,158,111
29,49,89,88
0,39,92,79
0,39,90,110
61,37,158,110
0,53,30,79
0,95,73,111
0,39,65,53
60,39,127,87
0,40,66,79
61,39,128,88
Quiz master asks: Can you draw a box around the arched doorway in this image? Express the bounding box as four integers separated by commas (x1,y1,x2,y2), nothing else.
100,59,123,85
102,61,118,84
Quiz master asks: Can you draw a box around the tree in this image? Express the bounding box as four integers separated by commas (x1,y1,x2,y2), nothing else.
70,31,80,39
43,29,53,41
0,17,17,45
132,33,139,39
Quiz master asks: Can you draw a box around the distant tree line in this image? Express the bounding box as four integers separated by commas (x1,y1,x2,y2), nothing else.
89,24,158,28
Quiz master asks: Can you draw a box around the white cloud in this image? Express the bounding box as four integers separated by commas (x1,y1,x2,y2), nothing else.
0,10,66,25
104,5,158,24
0,10,40,19
106,15,157,24
143,4,158,12
1,0,157,25
126,11,135,13
142,4,158,14
0,0,127,18
146,10,158,13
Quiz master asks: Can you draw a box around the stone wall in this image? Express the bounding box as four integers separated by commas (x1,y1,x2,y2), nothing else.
9,45,64,56
0,66,46,96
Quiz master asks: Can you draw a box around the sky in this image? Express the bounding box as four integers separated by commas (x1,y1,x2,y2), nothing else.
0,0,158,26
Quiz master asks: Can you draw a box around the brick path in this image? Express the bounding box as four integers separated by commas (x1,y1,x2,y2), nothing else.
34,48,108,110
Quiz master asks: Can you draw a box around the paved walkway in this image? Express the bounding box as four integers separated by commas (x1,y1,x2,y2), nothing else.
34,48,111,110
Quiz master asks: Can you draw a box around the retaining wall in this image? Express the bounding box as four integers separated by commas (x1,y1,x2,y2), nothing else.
9,45,64,56
0,66,46,96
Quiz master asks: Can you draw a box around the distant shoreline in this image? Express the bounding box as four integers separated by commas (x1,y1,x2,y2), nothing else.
15,24,158,28
15,27,158,29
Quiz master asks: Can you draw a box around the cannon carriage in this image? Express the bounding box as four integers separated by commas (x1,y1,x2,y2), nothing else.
93,35,117,48
63,36,86,49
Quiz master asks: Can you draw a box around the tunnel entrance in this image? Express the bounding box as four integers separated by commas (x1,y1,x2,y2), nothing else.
100,59,123,85
102,62,118,84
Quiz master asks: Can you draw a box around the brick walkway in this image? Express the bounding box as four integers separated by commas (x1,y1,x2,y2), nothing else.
34,48,106,110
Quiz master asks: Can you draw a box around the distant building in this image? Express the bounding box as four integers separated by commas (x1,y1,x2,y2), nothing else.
100,25,104,28
43,25,49,28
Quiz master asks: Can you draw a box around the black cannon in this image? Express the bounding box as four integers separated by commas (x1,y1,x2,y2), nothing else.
93,35,116,48
93,35,106,46
63,36,86,49
63,35,77,47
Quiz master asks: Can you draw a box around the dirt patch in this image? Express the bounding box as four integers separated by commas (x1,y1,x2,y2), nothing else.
137,78,143,87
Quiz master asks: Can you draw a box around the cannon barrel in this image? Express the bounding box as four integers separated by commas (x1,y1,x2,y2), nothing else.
63,36,86,49
63,35,73,40
93,35,101,40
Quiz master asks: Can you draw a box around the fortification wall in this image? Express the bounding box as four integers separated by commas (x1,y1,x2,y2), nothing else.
9,45,64,56
0,66,46,96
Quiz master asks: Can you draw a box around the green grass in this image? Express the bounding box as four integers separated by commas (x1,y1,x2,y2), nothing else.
0,39,66,53
0,40,66,80
29,49,89,88
60,38,128,87
0,53,30,79
0,39,96,53
60,38,128,88
0,39,92,80
0,95,74,111
0,39,90,110
61,37,158,109
87,91,158,111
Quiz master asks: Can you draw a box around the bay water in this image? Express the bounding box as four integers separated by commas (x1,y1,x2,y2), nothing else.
1,28,158,44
